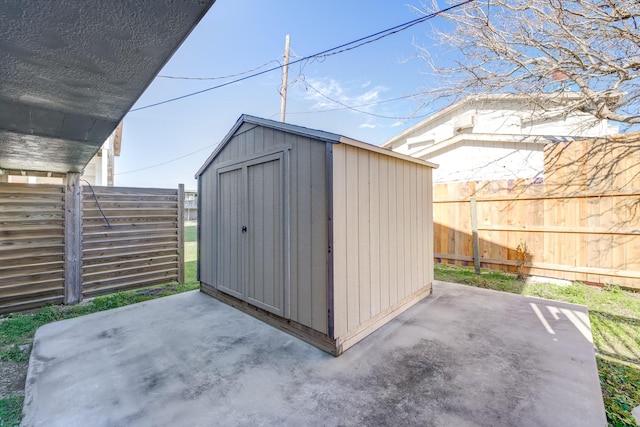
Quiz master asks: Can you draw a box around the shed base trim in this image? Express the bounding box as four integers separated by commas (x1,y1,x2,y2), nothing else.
335,283,433,354
200,283,338,356
201,282,433,356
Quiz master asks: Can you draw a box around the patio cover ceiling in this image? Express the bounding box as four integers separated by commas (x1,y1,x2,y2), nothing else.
0,0,215,174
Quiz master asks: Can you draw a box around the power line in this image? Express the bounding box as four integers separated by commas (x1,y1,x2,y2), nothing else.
115,143,216,175
129,0,475,113
300,78,430,120
287,92,423,114
127,89,432,174
157,59,281,80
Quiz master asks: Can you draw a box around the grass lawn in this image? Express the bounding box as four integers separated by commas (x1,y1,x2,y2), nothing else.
184,223,197,244
184,224,197,264
0,395,22,427
435,263,640,427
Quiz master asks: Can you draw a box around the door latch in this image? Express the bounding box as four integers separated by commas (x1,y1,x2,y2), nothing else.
241,226,247,233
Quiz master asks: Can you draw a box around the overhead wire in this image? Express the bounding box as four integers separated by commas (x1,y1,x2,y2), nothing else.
124,89,430,174
157,59,282,80
115,143,217,175
129,0,475,113
123,1,474,173
299,77,430,120
287,92,424,115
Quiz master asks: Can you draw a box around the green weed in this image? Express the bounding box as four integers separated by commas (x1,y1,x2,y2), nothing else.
0,395,23,427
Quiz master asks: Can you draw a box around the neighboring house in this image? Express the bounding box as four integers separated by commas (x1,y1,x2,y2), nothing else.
185,189,197,221
382,94,619,183
81,122,122,186
3,123,122,186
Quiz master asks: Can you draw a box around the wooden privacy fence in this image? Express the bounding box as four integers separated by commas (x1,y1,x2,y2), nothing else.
82,185,184,298
0,179,184,313
0,184,66,312
433,133,640,291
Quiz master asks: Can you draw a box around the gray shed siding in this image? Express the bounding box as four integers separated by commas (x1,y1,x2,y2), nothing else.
198,124,328,333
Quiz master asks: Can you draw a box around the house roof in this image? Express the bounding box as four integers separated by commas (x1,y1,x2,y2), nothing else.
196,114,436,177
381,92,600,149
0,0,215,174
411,133,579,159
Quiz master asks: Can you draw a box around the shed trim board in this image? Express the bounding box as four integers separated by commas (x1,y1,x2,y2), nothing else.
339,136,438,168
211,144,292,171
325,142,335,339
196,116,342,177
197,115,435,355
200,283,337,355
283,146,292,320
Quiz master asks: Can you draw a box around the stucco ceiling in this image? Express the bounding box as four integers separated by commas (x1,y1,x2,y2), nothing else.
0,0,215,174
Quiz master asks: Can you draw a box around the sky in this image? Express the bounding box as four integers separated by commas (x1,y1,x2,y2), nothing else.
117,0,456,190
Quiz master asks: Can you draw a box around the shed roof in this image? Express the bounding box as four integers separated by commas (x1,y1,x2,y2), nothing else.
196,115,436,177
0,0,215,174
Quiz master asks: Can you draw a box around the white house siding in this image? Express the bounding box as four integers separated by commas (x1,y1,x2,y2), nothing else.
430,145,544,183
386,96,618,183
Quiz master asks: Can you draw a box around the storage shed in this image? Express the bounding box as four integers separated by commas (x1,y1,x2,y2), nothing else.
196,115,437,355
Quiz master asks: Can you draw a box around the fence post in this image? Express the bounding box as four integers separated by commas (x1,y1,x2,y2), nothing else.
177,184,185,284
64,172,82,304
470,197,481,275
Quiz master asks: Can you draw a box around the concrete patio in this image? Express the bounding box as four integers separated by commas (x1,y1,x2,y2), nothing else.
22,281,606,426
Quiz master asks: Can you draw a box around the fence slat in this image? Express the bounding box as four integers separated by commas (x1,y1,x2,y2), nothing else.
0,183,66,313
80,184,183,297
83,187,184,297
434,134,640,290
0,182,185,313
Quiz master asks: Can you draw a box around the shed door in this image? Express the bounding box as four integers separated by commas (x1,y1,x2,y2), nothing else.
216,153,285,317
217,167,244,299
246,157,283,316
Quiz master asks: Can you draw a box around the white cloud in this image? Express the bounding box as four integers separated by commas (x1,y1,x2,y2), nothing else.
299,77,387,113
360,89,380,102
391,121,404,127
359,123,376,129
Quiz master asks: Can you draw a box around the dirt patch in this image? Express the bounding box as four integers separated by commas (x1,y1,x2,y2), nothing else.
0,358,27,399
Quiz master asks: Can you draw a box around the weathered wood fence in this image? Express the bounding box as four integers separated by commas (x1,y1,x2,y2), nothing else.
434,133,640,291
0,180,184,313
0,184,66,312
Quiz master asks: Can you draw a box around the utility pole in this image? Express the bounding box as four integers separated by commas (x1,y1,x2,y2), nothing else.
280,34,290,123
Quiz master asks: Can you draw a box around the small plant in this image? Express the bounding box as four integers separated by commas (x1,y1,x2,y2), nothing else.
515,241,531,281
0,395,23,427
